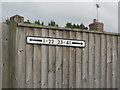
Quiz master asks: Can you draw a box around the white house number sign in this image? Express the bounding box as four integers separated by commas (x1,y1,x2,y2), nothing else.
26,36,86,48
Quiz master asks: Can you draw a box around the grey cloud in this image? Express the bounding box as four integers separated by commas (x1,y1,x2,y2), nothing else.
2,2,118,33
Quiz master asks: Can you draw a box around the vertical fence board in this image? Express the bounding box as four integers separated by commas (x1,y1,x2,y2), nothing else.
12,27,19,88
117,36,120,89
101,34,107,88
17,27,26,88
56,30,63,88
0,24,2,89
112,36,118,88
62,31,69,88
82,33,89,88
26,27,34,88
107,35,112,88
69,31,76,88
88,33,95,88
48,29,56,88
41,29,49,88
76,32,82,88
2,24,9,88
33,28,41,88
95,34,101,88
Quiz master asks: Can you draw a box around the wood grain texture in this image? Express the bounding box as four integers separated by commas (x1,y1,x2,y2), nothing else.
76,32,82,88
48,29,56,88
94,34,101,88
62,31,69,88
41,29,49,88
33,28,41,88
101,34,107,88
17,27,26,88
69,31,76,88
25,27,34,88
88,33,95,88
2,24,9,88
112,36,118,88
82,33,89,88
55,30,63,88
0,24,2,89
107,35,112,88
117,36,120,89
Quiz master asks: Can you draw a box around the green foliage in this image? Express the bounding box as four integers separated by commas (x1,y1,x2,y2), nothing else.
34,20,40,25
3,18,10,25
34,20,44,25
65,22,72,28
65,22,88,30
41,22,44,26
24,19,31,24
48,20,59,27
3,18,88,30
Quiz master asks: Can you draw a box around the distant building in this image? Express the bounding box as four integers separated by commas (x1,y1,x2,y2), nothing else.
89,19,104,32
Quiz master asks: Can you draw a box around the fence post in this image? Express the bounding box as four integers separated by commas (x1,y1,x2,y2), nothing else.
9,15,24,88
0,23,2,90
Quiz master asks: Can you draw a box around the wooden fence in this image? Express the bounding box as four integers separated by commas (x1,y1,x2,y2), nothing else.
0,24,2,90
1,15,120,88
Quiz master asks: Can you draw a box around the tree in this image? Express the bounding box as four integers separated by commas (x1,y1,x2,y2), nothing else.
65,22,72,28
48,20,59,27
79,23,85,29
65,22,88,30
24,19,31,24
34,20,40,25
34,20,44,25
41,22,44,26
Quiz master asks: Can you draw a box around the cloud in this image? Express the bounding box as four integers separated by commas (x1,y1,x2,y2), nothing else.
2,2,118,33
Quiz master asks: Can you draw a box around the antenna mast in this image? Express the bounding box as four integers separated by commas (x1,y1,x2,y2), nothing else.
96,4,100,22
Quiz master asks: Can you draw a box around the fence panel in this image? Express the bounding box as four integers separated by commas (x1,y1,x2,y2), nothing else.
1,15,120,89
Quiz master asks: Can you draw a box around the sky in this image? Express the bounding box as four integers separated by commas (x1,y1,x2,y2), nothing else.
0,0,119,33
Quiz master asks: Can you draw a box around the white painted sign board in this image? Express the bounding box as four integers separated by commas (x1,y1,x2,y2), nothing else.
26,36,86,48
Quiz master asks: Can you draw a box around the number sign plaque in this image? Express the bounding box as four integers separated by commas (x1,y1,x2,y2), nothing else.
26,36,86,48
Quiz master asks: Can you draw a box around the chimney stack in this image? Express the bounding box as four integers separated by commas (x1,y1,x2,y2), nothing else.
89,19,104,32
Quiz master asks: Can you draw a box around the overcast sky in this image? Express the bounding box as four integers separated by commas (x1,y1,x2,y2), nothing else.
1,1,119,33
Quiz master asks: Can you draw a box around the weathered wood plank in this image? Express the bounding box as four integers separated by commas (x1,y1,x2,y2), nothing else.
101,34,107,88
82,33,89,88
112,36,118,88
26,27,34,88
62,31,69,88
48,29,56,88
9,15,24,88
94,34,101,88
0,24,2,89
41,29,49,88
107,35,112,88
69,31,76,88
117,36,120,89
17,27,26,88
12,27,19,88
55,30,63,88
33,28,41,88
88,33,95,88
2,24,9,88
76,32,82,88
